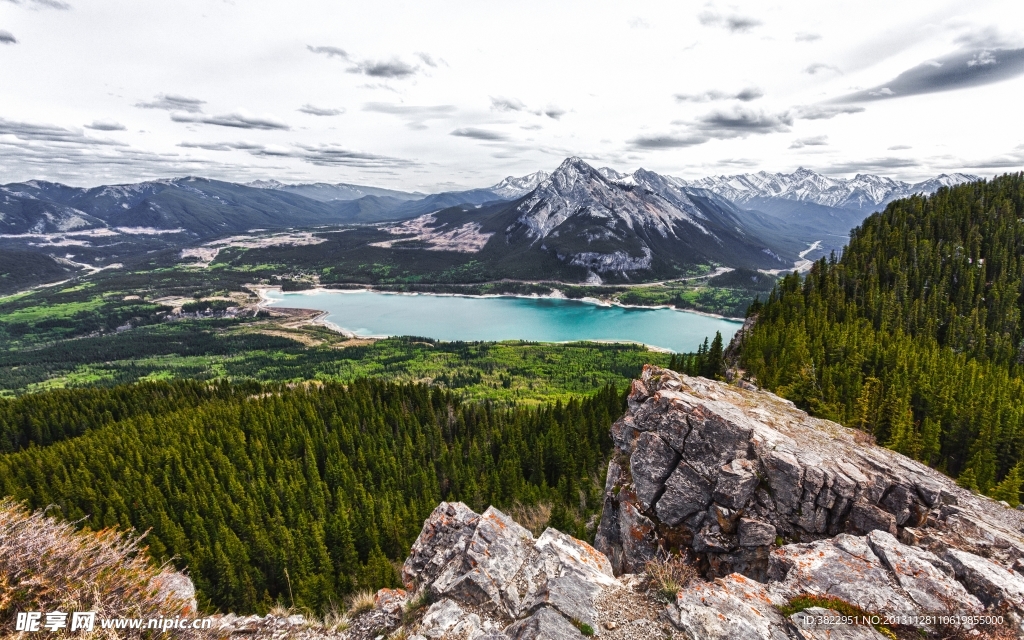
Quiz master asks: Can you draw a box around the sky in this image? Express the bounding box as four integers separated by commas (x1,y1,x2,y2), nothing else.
1,0,1023,191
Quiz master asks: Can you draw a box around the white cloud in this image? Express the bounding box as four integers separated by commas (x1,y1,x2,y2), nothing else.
0,0,1021,187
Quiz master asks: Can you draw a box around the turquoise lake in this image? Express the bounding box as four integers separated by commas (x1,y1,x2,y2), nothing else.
261,289,742,353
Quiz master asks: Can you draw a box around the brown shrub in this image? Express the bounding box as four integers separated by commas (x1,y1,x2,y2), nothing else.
0,499,202,638
507,501,552,537
644,550,697,602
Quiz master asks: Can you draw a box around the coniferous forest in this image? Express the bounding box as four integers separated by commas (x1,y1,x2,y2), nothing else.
738,173,1024,504
0,379,623,614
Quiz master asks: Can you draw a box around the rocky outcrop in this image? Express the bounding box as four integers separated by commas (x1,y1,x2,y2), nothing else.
359,367,1024,639
593,367,1024,636
400,502,619,639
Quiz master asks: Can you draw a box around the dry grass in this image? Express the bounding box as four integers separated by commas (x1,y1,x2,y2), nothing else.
507,501,551,537
347,590,376,616
320,602,350,632
644,550,697,602
0,499,202,638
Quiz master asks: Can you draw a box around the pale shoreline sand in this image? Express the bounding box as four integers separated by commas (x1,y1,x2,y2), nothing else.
253,285,740,353
253,285,746,321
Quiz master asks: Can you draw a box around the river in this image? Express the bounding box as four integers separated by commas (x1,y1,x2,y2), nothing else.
261,289,743,353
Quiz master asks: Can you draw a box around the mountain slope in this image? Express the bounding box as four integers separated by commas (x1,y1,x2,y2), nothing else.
738,172,1024,495
370,158,803,283
0,178,370,239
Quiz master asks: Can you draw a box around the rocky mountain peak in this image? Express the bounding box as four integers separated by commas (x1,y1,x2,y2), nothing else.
489,170,552,199
512,157,705,242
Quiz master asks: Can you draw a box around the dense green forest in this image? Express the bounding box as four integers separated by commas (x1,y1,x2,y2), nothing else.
738,173,1024,504
0,379,624,614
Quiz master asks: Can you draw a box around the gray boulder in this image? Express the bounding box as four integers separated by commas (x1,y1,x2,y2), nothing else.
670,573,790,640
397,503,616,639
506,607,582,640
944,548,1024,629
865,530,983,614
767,534,917,616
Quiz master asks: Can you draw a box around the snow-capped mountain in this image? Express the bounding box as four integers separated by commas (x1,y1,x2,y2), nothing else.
489,170,551,199
681,168,979,212
492,157,801,277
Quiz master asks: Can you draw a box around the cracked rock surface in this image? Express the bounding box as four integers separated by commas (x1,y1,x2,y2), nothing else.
341,368,1024,639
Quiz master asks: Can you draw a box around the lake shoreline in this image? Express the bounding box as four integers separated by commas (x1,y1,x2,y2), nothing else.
253,285,745,321
254,286,741,353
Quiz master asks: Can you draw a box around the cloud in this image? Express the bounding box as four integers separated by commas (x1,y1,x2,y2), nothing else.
633,99,862,152
85,119,126,131
170,112,290,130
178,139,415,169
675,87,763,102
698,107,793,133
804,63,840,75
950,145,1024,170
136,94,206,113
630,133,708,149
451,127,507,141
364,102,456,129
825,157,920,173
698,11,762,33
178,140,268,152
293,143,415,168
489,97,566,120
887,144,912,150
836,47,1024,102
795,32,821,42
633,106,792,149
0,117,122,145
0,117,242,185
364,103,456,117
415,52,439,67
0,30,16,44
789,135,829,149
298,104,344,116
308,44,419,79
491,96,527,112
307,45,349,59
2,0,70,9
627,17,650,29
954,26,1019,50
349,58,417,78
794,104,864,120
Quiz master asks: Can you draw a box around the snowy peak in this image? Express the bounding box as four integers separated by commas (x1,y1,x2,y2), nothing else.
512,158,710,241
247,179,286,189
682,168,980,211
489,170,551,199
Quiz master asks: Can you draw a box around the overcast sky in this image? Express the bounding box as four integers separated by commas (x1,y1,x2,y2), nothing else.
1,0,1023,190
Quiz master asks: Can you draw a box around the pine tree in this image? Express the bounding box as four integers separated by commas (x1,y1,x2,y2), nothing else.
989,464,1023,507
956,468,979,493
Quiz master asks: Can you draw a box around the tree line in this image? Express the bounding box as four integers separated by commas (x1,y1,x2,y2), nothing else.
737,173,1024,505
0,379,624,614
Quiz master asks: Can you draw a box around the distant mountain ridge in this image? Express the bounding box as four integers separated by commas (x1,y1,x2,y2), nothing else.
247,179,424,203
680,167,979,211
0,177,346,237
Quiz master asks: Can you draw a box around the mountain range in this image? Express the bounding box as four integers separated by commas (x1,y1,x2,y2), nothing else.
682,167,978,211
0,160,982,287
